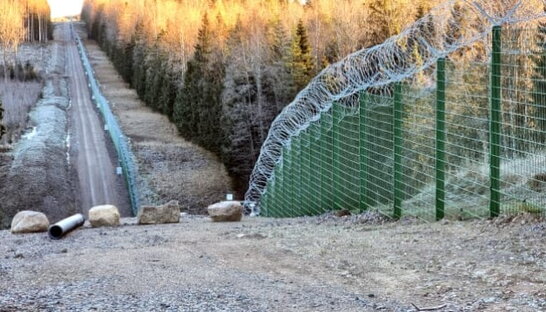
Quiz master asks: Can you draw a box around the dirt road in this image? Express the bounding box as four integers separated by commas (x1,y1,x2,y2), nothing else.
0,213,544,311
62,23,131,215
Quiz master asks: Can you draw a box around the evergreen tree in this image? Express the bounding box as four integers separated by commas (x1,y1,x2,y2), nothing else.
158,62,178,119
0,98,5,141
144,51,164,111
268,18,293,112
173,13,225,153
222,18,280,190
131,23,148,98
286,20,314,95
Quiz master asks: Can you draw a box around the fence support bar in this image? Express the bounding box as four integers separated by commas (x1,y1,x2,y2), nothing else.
436,58,446,221
393,83,403,219
360,92,369,211
490,26,502,218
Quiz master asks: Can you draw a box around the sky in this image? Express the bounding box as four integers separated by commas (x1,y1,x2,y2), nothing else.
47,0,84,18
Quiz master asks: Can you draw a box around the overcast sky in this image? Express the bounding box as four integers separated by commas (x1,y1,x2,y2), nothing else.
47,0,84,18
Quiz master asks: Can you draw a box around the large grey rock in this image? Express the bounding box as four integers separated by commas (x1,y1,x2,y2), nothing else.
89,205,120,227
207,201,243,222
11,211,49,234
138,200,180,225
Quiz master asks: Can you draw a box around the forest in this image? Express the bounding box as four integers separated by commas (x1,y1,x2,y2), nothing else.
81,0,546,199
81,0,442,194
0,0,52,78
0,0,51,141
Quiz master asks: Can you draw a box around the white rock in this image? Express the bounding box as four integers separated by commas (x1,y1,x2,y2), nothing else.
208,201,243,222
138,200,180,225
11,211,49,234
89,205,120,227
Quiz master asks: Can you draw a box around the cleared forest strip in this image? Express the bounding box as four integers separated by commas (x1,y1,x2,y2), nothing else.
82,39,232,213
0,34,77,228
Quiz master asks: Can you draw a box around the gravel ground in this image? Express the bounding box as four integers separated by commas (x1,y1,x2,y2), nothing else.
0,212,544,311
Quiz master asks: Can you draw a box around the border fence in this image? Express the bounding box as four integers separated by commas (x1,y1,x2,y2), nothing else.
258,25,546,220
72,23,140,215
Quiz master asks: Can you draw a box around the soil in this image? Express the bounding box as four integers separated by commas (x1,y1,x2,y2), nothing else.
0,212,544,311
79,23,232,213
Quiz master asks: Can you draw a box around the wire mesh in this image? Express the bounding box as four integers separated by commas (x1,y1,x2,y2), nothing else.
255,21,546,220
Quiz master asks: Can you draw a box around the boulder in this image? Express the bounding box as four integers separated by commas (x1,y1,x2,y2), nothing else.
138,200,180,225
11,211,49,234
207,201,243,222
89,205,120,227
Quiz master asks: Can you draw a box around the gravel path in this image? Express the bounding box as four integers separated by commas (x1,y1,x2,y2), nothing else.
0,213,544,311
63,22,131,215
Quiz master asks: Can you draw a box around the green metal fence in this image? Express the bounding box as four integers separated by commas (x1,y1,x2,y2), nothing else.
260,26,546,220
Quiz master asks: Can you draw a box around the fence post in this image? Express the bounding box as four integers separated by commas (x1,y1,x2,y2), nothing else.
360,92,369,211
393,83,403,219
285,145,293,214
294,136,301,215
320,115,333,211
436,58,446,221
333,103,341,210
301,131,310,215
490,26,502,218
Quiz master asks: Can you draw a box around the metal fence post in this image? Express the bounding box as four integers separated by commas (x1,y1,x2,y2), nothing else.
320,115,333,211
393,83,403,219
333,103,341,210
360,91,369,211
490,26,502,218
285,145,293,213
436,58,446,220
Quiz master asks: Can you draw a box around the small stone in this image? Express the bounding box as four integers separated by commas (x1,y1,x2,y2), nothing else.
89,205,120,227
11,211,49,234
335,209,352,217
207,201,243,222
138,200,180,225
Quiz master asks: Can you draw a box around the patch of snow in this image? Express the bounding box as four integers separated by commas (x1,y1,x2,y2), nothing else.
21,127,37,140
66,133,71,164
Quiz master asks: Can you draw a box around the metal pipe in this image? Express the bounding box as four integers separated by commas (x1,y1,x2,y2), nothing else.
48,214,85,240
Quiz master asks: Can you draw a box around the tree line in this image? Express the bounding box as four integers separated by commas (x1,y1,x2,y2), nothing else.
82,0,435,194
0,0,52,81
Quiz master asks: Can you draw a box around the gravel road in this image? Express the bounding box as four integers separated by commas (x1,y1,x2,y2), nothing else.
63,23,131,216
0,213,544,311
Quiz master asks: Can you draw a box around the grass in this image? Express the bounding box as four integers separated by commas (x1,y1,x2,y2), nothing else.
0,80,42,145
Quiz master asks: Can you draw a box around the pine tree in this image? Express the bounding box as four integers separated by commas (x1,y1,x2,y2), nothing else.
0,98,5,141
268,18,293,112
158,62,178,119
174,14,211,139
286,20,314,95
222,18,280,190
131,23,147,99
173,13,225,153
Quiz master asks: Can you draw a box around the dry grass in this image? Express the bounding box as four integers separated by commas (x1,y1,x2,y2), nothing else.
0,80,42,144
